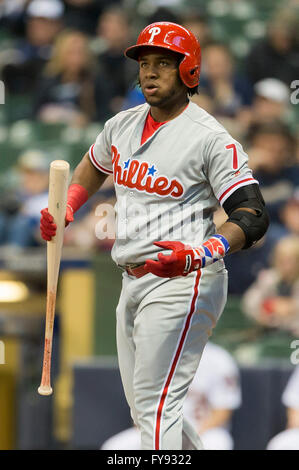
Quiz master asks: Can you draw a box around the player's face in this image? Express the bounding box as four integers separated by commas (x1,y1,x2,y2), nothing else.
138,48,186,108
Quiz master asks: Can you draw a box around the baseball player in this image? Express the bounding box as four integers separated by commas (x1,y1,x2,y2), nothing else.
267,366,299,450
40,22,269,450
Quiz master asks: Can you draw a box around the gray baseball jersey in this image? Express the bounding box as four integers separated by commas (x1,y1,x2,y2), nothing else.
89,101,256,450
89,101,257,266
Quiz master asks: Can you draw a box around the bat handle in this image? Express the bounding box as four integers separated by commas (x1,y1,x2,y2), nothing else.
38,289,56,396
38,339,53,395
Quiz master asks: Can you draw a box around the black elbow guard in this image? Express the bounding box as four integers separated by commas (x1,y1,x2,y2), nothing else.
227,208,270,249
223,184,270,249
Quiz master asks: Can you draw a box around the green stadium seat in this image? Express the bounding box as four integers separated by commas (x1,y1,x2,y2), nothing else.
4,94,33,123
8,120,36,147
212,295,296,363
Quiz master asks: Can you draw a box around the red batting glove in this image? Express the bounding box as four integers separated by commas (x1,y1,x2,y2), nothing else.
145,235,230,278
40,206,74,241
40,183,89,242
145,241,196,278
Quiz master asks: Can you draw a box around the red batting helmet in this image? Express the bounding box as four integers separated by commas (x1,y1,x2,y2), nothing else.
125,22,201,88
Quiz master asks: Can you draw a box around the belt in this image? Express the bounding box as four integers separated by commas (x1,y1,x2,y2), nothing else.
120,263,148,278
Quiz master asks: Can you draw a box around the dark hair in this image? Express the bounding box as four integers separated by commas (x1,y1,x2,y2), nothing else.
187,86,199,96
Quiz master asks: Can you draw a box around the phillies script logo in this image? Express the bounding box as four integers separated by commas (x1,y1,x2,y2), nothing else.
111,145,184,198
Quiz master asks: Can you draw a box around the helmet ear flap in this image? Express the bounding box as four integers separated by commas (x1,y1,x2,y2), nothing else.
179,58,200,88
190,66,199,76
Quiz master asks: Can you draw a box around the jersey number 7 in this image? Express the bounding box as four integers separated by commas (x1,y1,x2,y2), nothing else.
226,144,238,170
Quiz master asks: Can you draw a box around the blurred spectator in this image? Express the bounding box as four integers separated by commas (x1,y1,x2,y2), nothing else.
101,342,241,450
224,121,298,295
33,30,101,126
0,0,28,19
144,5,181,25
122,84,144,110
62,0,121,36
101,425,140,450
247,121,298,226
267,428,299,450
2,0,64,94
242,236,299,336
0,149,51,248
253,78,290,124
190,42,253,139
181,12,214,116
239,78,291,129
246,8,299,86
280,190,299,237
226,118,298,294
91,7,137,116
296,135,299,160
182,12,212,49
0,0,29,34
266,366,299,450
261,189,299,270
224,237,271,295
193,42,253,119
182,342,241,450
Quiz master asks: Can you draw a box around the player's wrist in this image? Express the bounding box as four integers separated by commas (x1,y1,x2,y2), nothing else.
191,234,230,271
66,183,89,214
66,204,74,213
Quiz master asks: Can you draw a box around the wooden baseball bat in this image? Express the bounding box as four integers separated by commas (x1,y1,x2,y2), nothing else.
38,160,70,396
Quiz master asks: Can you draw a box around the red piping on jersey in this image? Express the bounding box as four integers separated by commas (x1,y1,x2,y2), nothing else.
154,270,201,450
90,144,113,174
218,177,255,203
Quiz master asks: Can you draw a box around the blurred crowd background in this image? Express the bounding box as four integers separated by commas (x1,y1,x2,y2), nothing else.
0,0,298,451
